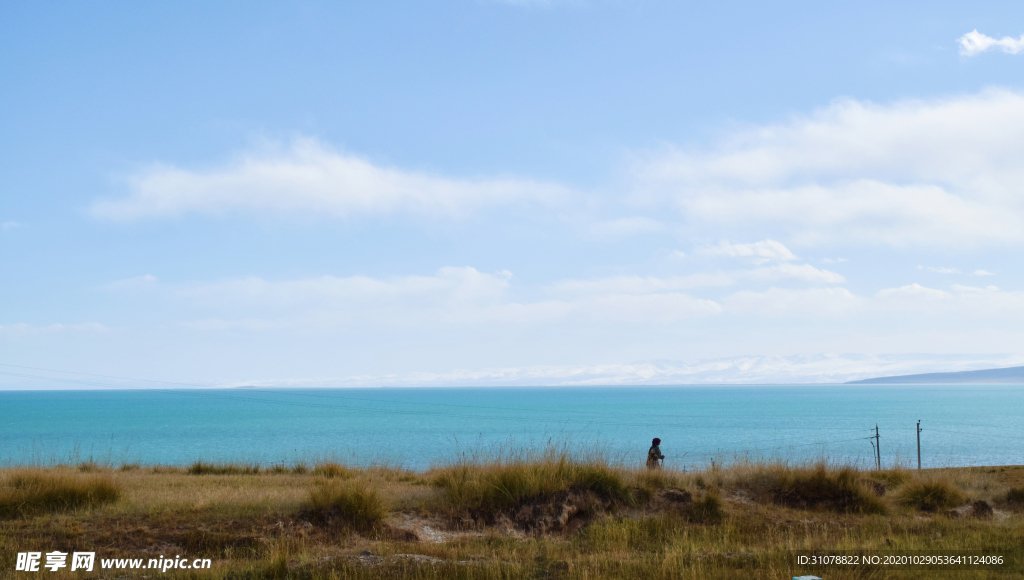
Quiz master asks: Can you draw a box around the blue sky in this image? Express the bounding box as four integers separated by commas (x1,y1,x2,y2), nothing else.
3,0,1024,387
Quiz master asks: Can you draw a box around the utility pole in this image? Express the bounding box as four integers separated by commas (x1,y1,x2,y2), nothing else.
916,420,922,470
875,424,881,470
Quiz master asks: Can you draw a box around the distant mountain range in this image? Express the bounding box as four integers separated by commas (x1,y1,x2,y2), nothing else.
847,365,1024,384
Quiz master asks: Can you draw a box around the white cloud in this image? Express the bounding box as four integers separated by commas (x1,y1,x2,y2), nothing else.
948,284,1024,315
821,257,848,264
958,30,1024,57
698,239,797,262
169,267,721,327
720,282,1024,318
723,287,862,316
549,262,842,296
92,139,569,221
918,266,961,274
550,273,733,295
876,283,952,302
745,263,845,284
951,284,1000,293
180,267,512,309
974,269,995,276
631,90,1024,246
871,283,1024,317
1,221,22,231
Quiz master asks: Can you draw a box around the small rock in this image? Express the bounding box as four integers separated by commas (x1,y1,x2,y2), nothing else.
361,550,374,556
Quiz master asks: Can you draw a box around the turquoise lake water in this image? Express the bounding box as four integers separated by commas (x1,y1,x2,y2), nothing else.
1,385,1021,470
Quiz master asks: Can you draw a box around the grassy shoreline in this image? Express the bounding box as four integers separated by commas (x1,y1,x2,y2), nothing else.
2,455,1023,579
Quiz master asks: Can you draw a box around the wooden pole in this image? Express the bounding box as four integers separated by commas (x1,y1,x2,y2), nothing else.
875,424,881,470
916,420,922,470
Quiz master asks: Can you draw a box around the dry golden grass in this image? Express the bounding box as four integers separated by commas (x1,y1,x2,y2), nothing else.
0,469,120,519
0,459,1022,579
898,479,968,512
302,480,388,531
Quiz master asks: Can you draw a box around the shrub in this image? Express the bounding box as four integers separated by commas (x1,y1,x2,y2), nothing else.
186,462,260,475
302,481,387,532
291,463,310,475
118,463,140,472
736,464,887,514
1005,487,1024,505
0,472,121,518
686,491,724,524
633,471,680,502
431,455,633,515
898,480,966,512
312,462,353,479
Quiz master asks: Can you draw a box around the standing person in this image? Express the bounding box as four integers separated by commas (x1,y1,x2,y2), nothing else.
647,437,665,470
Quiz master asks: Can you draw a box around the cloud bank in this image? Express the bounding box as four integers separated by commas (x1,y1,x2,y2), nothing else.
93,139,569,220
632,90,1024,246
237,353,1024,387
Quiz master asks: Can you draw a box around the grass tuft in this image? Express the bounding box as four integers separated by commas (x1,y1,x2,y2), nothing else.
897,480,966,512
736,463,887,514
187,462,261,475
869,468,912,490
77,461,103,473
685,490,724,523
1005,487,1024,505
0,471,121,518
431,453,633,516
311,462,353,479
302,480,387,532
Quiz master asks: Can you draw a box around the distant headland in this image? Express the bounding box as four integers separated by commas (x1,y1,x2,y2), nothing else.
848,365,1024,384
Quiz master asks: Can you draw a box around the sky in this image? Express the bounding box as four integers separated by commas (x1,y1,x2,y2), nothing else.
3,0,1024,387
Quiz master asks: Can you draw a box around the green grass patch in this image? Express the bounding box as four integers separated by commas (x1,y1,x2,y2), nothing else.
0,471,121,519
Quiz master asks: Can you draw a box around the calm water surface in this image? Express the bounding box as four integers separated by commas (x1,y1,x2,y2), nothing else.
1,385,1021,470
